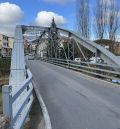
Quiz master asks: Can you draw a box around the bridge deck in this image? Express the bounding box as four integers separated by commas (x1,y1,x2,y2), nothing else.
27,60,120,129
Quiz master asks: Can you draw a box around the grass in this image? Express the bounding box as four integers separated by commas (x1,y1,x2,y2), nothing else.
0,57,11,86
0,57,11,67
0,57,11,76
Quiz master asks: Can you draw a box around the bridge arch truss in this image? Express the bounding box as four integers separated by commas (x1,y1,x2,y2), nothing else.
21,24,120,68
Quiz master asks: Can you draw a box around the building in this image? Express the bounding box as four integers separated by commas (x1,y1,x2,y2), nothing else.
0,34,14,57
8,37,14,49
94,39,111,50
37,41,47,57
112,43,120,56
95,39,120,56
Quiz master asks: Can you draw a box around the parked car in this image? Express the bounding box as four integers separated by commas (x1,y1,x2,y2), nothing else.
88,57,105,64
74,58,81,63
28,53,33,56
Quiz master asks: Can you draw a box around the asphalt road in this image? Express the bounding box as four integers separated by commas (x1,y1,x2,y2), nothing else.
27,60,120,129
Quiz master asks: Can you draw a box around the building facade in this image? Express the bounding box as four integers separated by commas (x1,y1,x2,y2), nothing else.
0,34,14,57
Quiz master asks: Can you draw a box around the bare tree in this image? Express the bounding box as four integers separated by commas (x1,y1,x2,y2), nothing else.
76,0,90,39
107,0,119,42
95,0,120,42
95,0,108,40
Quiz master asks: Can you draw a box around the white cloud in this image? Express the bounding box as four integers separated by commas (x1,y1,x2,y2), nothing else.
35,11,67,27
43,0,73,4
0,24,16,36
0,2,23,36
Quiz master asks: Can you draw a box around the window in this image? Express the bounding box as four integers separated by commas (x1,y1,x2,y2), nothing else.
3,35,8,41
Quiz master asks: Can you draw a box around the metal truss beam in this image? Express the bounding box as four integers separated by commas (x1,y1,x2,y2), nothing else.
22,25,120,67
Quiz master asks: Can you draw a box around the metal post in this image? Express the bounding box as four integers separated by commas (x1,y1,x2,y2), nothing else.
68,41,70,67
2,85,13,128
73,42,75,61
95,49,100,63
68,41,70,60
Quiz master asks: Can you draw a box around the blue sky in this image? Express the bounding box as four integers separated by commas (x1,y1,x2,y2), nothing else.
2,0,75,27
0,0,76,36
1,0,119,38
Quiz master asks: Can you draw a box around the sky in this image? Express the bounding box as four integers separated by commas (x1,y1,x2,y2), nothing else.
0,0,76,36
0,0,119,38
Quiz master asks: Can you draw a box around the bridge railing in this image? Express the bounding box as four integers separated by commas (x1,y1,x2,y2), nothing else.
39,57,120,83
2,69,33,129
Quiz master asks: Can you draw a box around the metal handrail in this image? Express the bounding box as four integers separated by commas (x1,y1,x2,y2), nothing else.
2,69,33,129
39,57,120,82
43,57,119,70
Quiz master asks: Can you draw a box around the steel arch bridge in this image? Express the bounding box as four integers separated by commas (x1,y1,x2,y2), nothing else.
4,22,120,129
22,21,120,68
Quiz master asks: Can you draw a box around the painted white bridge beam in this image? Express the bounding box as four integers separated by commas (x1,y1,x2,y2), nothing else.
9,25,26,89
